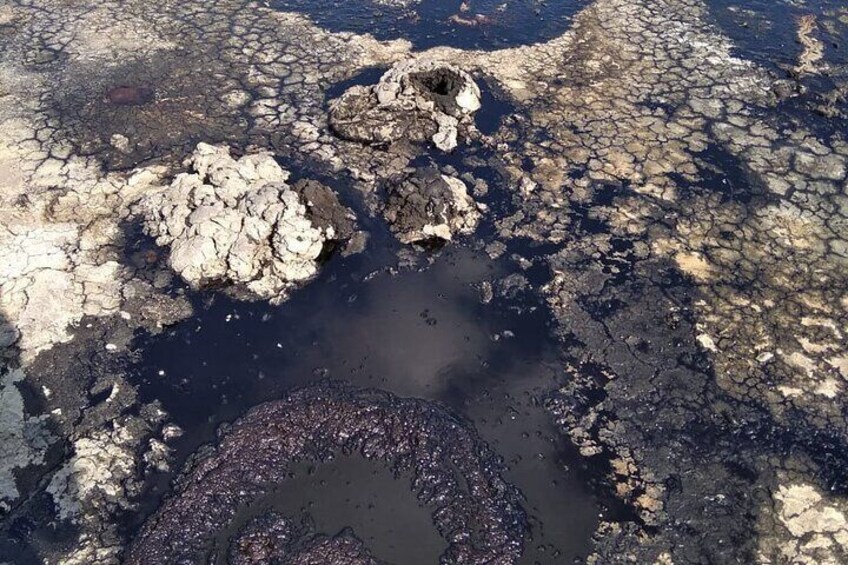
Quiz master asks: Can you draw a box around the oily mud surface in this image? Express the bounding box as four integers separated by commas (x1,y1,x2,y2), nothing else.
214,455,447,564
127,382,527,564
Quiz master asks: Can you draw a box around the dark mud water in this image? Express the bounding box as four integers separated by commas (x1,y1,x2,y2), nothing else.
706,0,848,136
272,0,586,50
212,456,448,564
116,64,606,558
706,0,846,70
127,242,603,563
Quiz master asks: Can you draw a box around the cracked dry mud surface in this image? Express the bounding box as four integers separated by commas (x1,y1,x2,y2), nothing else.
1,0,847,563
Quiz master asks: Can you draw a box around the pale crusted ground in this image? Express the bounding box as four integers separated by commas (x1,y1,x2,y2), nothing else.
0,0,846,562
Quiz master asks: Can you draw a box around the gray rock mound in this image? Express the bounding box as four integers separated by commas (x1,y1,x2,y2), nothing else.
140,143,353,302
384,167,482,244
329,59,482,152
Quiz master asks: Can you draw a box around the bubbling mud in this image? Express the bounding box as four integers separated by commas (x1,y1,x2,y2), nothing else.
127,383,527,564
227,512,384,564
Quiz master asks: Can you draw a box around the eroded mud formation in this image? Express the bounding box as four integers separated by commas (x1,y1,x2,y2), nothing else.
140,143,355,302
383,167,482,243
291,179,357,241
127,383,526,564
329,60,481,152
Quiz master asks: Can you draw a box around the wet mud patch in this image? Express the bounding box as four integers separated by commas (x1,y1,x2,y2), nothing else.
126,245,601,563
772,77,848,139
271,0,586,50
48,54,251,170
323,66,388,102
0,313,180,564
475,77,516,136
686,143,764,204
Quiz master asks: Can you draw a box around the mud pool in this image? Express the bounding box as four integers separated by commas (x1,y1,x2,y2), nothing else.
126,245,603,563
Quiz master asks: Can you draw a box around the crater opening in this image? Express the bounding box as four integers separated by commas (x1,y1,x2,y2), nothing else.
413,69,458,97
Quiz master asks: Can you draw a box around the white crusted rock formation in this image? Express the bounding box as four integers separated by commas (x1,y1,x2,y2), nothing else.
140,143,339,303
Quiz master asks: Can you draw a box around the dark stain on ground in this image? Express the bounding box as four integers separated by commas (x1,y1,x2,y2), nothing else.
687,143,763,205
46,55,250,170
